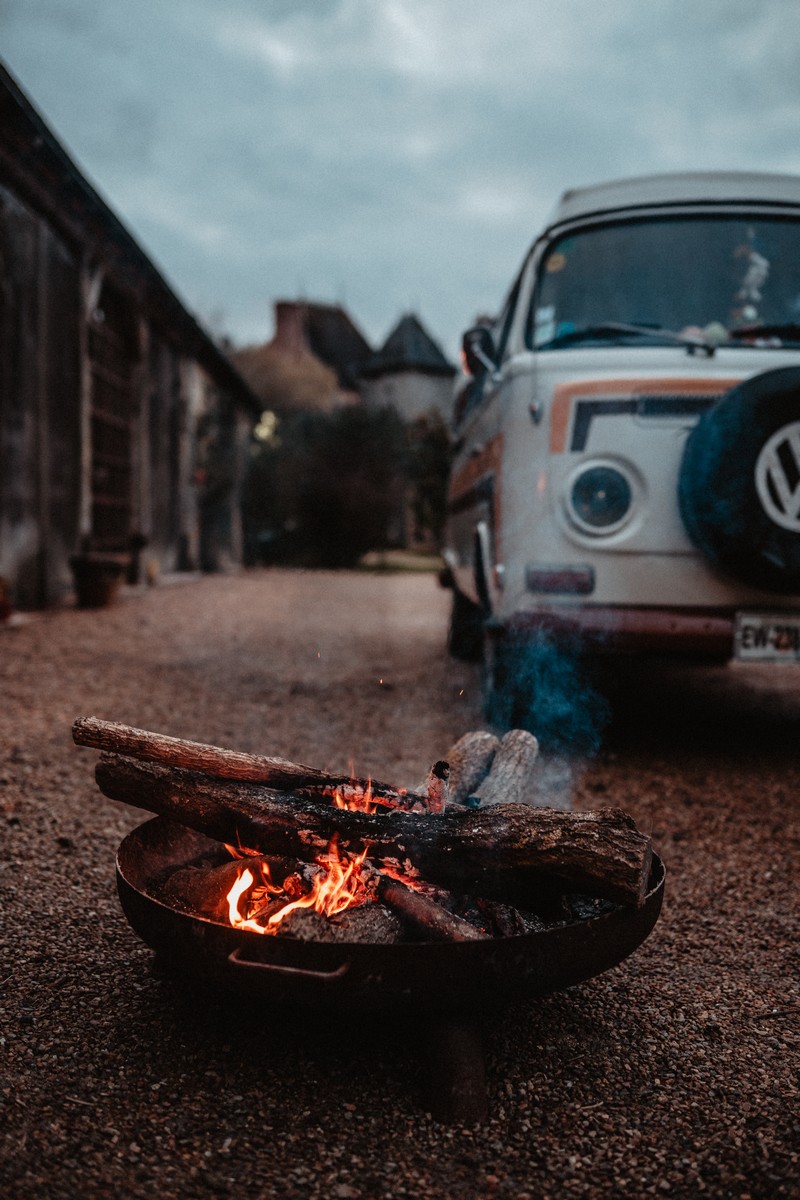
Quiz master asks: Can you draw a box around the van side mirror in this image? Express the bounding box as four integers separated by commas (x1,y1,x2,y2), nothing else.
462,325,498,377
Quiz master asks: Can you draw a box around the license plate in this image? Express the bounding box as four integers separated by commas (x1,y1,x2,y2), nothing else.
734,613,800,661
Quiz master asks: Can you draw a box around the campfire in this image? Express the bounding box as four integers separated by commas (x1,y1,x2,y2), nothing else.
73,717,654,946
74,716,664,1123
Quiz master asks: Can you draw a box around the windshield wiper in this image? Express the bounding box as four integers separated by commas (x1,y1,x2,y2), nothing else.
540,321,715,356
727,323,800,345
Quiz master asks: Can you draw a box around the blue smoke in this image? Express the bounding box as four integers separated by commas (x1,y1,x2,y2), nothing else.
486,630,611,756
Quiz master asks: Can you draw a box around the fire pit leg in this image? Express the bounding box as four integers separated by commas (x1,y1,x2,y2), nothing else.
423,1017,489,1125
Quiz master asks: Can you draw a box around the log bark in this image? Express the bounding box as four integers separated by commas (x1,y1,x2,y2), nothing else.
471,729,539,806
378,877,488,941
443,731,500,805
94,753,653,906
73,716,419,808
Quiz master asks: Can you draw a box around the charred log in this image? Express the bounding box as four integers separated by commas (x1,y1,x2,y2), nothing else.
94,753,653,906
156,854,317,921
378,877,488,942
475,898,535,938
422,760,450,814
270,904,404,944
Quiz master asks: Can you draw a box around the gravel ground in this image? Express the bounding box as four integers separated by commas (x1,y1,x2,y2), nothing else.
1,568,798,1199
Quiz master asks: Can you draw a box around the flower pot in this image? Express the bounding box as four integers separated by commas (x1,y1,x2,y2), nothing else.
69,554,129,608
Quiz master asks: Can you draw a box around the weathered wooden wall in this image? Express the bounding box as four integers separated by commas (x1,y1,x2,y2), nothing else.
0,180,252,608
0,183,81,608
0,66,259,610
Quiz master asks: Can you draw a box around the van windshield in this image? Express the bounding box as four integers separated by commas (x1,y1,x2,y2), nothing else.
529,214,800,349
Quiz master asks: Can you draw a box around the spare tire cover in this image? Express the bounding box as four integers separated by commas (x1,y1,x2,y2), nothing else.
678,366,800,593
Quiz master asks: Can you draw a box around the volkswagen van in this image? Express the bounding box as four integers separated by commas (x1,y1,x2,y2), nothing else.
442,172,800,711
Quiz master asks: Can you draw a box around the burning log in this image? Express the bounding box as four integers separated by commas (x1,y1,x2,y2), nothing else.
157,854,317,921
159,857,257,917
94,753,653,906
277,905,404,944
378,877,488,942
422,760,450,814
72,716,419,809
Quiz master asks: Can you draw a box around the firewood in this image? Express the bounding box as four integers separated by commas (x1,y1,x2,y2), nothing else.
471,729,539,806
378,878,488,941
72,716,419,809
158,858,251,917
473,897,567,936
274,904,404,944
94,753,653,906
443,731,500,805
156,854,315,920
475,898,531,937
423,760,450,813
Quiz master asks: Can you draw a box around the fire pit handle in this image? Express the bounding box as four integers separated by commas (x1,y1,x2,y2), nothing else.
227,946,352,986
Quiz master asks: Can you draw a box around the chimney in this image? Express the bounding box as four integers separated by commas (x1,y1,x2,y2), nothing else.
273,301,309,356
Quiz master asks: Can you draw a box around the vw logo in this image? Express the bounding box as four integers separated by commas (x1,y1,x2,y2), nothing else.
755,420,800,532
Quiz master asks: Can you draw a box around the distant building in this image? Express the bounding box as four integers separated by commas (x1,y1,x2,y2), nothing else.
234,300,372,414
359,313,456,423
283,300,372,395
0,62,260,608
235,302,456,425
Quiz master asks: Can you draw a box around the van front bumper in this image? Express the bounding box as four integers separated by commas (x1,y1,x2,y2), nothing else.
501,605,735,659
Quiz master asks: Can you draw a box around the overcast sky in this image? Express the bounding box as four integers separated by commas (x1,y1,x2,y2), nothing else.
3,0,800,357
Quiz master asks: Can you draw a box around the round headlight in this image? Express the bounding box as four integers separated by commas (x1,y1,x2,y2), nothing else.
568,465,633,533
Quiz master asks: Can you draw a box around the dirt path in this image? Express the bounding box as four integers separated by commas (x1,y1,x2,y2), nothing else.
1,569,798,1198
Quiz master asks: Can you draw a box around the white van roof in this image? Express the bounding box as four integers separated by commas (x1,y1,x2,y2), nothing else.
547,171,800,230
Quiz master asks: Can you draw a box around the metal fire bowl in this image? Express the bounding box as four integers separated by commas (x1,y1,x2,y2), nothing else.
116,816,665,1015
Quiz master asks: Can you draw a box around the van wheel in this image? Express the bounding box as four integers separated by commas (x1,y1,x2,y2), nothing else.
447,589,484,662
678,366,800,592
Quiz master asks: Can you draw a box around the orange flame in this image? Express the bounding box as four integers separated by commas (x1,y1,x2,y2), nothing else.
226,837,373,935
223,773,394,935
332,781,376,813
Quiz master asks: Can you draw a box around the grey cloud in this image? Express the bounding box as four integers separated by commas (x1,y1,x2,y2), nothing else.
4,0,800,353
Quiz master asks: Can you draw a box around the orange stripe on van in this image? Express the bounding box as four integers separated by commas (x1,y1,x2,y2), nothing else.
549,377,741,453
448,433,504,556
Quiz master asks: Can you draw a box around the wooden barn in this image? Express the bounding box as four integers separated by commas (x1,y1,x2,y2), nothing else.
0,62,260,610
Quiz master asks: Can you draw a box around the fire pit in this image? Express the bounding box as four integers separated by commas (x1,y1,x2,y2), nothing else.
116,819,663,1122
75,717,665,1122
